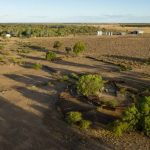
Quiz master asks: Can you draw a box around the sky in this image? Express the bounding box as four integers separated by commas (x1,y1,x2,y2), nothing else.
0,0,150,23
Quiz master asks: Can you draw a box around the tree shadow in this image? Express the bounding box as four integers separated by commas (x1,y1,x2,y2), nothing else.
0,96,69,150
51,50,67,56
4,74,49,86
0,85,112,150
104,55,147,63
27,45,48,53
19,54,46,61
52,59,98,69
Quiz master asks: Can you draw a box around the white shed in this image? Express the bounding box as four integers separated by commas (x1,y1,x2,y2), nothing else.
137,30,144,34
5,34,11,38
97,31,103,36
131,30,144,35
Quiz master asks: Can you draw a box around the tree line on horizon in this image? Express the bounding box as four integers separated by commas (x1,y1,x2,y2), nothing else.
0,24,100,37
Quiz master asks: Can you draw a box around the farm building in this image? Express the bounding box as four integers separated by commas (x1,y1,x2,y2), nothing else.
97,31,103,36
5,33,11,38
104,32,113,36
120,32,126,35
131,30,144,35
97,31,114,36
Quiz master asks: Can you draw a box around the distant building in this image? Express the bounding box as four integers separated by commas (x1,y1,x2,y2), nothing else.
4,33,11,38
131,30,144,35
97,31,103,36
97,31,127,36
120,32,126,36
105,32,113,36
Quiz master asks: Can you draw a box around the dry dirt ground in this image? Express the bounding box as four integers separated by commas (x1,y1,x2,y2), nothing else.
0,36,150,150
93,24,150,33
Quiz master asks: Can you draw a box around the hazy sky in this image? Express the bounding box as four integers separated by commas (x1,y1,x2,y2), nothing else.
0,0,150,23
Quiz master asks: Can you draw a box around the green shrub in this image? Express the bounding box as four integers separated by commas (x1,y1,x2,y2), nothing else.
0,45,4,50
143,116,150,136
118,64,132,71
69,73,79,80
46,51,57,61
112,121,129,136
138,96,150,136
53,41,62,50
77,74,104,97
60,75,69,82
113,96,150,136
73,42,86,56
120,87,127,95
33,63,42,70
9,57,22,64
66,111,82,124
79,119,92,129
106,100,118,108
42,81,52,86
21,49,31,54
112,104,139,136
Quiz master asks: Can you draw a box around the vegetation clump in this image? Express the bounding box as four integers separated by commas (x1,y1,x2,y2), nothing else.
0,45,4,50
33,63,42,70
66,111,92,130
77,74,104,97
112,96,150,137
66,111,82,125
65,47,72,54
79,119,92,129
46,51,57,61
60,75,69,82
53,41,62,50
69,73,79,80
105,100,119,108
73,42,86,55
118,64,132,71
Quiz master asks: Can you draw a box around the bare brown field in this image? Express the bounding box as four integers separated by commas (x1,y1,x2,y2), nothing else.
93,24,150,33
0,36,150,150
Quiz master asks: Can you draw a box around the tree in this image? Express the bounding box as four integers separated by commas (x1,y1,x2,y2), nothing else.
77,74,104,97
73,42,86,56
53,41,62,50
113,96,150,137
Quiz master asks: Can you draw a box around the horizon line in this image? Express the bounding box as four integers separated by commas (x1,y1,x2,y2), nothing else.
0,22,150,24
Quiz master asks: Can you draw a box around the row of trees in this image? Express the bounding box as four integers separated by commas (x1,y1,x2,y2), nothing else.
0,24,99,37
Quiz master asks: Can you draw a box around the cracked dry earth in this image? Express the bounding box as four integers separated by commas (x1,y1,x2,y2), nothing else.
0,37,150,150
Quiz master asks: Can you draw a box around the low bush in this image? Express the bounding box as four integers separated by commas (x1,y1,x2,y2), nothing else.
106,100,118,108
0,45,4,50
9,57,22,65
112,96,150,136
46,51,57,61
65,47,72,54
77,74,104,97
69,73,79,80
53,41,62,50
66,111,82,125
20,49,31,54
118,64,132,71
79,119,92,129
60,75,69,82
33,63,42,70
73,42,86,56
119,87,127,95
